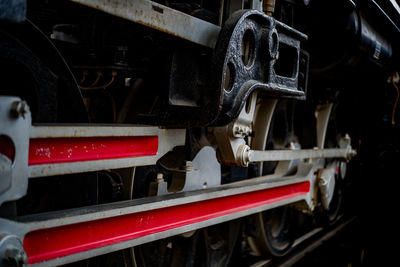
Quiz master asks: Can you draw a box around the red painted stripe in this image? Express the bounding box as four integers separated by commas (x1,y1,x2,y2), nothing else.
28,136,158,165
24,181,310,264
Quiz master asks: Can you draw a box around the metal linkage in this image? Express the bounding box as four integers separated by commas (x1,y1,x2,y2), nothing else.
214,92,258,166
214,109,357,167
0,97,355,266
29,126,185,178
0,163,318,266
0,96,322,266
247,146,356,164
235,133,356,167
0,97,186,206
214,95,356,168
69,0,220,48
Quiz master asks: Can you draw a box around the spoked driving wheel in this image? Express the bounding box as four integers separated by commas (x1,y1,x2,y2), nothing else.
135,232,203,267
203,220,241,267
318,103,347,224
248,205,296,257
248,99,298,257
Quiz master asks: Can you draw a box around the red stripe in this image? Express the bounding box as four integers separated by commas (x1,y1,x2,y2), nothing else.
28,136,158,165
23,181,310,264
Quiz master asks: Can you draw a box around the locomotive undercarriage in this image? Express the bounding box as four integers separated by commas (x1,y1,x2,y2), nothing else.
0,0,399,266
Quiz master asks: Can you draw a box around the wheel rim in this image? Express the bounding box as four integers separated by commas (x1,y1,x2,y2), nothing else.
249,99,297,257
323,105,345,224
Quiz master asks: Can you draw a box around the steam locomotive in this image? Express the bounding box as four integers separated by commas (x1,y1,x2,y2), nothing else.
0,0,399,265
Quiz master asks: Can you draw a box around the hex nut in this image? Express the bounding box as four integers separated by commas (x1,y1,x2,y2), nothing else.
10,101,29,119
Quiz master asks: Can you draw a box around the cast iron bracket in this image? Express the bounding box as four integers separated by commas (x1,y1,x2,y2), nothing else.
212,10,308,125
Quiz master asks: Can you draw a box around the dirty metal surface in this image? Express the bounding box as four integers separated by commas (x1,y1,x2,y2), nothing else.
212,10,308,125
1,173,311,266
28,126,185,177
69,0,220,48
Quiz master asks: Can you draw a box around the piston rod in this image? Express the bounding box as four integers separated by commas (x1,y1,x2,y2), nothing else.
248,147,356,163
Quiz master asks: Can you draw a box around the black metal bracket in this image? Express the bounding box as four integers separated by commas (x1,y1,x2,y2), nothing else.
138,10,308,128
212,10,308,125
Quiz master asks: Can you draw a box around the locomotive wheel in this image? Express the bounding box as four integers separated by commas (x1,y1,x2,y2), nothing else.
321,104,345,224
325,163,344,224
0,21,90,217
203,220,241,267
135,221,240,267
248,99,297,257
135,233,203,267
248,206,295,257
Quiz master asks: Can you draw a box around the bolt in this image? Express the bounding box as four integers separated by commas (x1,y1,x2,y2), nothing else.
237,144,250,167
233,125,240,135
233,124,252,137
4,247,28,267
289,142,296,150
183,161,194,171
10,101,29,119
343,133,351,142
347,149,357,160
156,173,164,184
